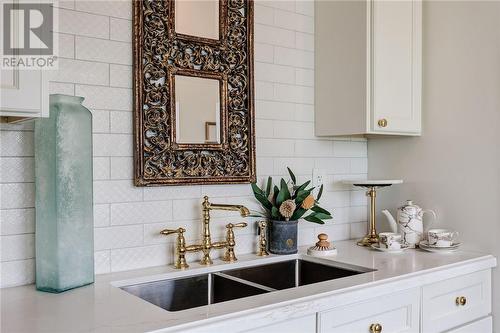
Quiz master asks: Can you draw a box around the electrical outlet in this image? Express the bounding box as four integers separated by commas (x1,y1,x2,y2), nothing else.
312,168,326,196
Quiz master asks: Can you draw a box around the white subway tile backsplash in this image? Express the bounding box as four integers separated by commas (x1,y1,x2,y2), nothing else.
109,64,132,88
75,36,131,65
110,244,171,272
77,85,132,111
110,201,172,225
1,234,35,261
94,225,143,250
274,84,314,104
0,184,35,209
57,33,75,58
0,157,34,183
90,110,110,133
110,111,132,133
0,209,35,235
93,134,133,157
274,47,314,69
295,68,314,86
255,24,295,48
49,82,75,95
110,157,133,180
50,59,109,86
295,0,315,17
94,250,111,274
58,8,110,38
75,0,132,19
254,43,274,63
0,131,34,157
94,204,110,227
255,4,274,25
0,0,367,288
93,180,142,204
110,18,132,42
0,259,35,287
255,62,295,84
93,157,110,180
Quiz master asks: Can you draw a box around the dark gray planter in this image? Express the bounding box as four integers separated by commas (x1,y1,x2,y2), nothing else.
268,220,298,255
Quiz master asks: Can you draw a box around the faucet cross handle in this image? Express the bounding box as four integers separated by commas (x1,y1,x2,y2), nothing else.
222,222,247,262
160,227,189,269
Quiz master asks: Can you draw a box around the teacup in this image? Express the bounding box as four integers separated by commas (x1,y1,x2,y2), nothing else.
379,232,402,250
427,229,458,247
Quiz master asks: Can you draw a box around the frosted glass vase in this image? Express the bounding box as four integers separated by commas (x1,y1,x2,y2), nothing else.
35,94,94,293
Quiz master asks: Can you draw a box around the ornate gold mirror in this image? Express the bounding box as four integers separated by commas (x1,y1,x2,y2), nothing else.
133,0,255,186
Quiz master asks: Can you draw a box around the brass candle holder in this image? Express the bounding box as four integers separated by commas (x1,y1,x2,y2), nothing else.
343,180,403,247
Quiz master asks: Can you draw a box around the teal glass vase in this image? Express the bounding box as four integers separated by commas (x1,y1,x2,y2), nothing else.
35,94,94,293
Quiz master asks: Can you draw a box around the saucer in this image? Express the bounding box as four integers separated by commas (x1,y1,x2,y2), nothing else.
419,240,461,253
371,243,409,253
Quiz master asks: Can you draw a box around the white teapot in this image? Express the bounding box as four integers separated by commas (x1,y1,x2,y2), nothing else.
381,200,436,248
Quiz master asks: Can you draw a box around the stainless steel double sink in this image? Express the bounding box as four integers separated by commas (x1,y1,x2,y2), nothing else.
120,258,371,312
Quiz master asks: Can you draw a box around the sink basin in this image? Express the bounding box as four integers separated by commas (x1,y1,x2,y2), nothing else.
120,272,269,312
119,258,370,312
223,259,364,290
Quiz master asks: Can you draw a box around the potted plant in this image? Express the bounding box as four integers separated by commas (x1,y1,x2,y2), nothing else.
251,168,333,254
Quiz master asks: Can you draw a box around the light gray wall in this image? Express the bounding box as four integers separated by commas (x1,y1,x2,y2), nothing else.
369,1,500,328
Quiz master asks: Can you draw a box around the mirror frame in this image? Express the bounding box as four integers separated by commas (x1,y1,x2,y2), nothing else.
133,0,256,186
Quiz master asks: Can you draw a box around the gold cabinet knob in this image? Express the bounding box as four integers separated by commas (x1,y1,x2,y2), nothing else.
378,119,388,127
370,323,383,333
456,296,467,306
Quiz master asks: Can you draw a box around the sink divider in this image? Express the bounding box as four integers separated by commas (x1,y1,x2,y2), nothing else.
213,272,277,293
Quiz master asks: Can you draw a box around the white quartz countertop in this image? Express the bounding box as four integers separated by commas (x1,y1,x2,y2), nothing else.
1,240,496,333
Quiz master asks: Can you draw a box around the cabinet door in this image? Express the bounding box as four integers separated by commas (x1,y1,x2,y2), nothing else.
1,69,48,118
422,270,491,333
370,0,421,135
318,288,420,333
445,316,492,333
242,314,316,333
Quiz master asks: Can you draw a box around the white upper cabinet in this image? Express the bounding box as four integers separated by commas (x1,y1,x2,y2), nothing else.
315,0,422,136
1,69,49,121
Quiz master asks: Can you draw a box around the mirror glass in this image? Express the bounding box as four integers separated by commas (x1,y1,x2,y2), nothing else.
175,0,219,40
175,75,221,144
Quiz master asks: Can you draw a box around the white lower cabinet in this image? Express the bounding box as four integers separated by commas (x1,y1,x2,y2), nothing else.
243,314,316,333
422,270,492,333
219,269,493,333
444,316,492,333
318,288,420,333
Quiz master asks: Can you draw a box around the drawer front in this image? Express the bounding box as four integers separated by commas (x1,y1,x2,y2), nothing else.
445,316,492,333
242,314,316,333
422,270,491,333
318,288,419,333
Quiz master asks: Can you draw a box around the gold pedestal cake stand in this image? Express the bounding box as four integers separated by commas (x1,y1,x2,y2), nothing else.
343,180,403,247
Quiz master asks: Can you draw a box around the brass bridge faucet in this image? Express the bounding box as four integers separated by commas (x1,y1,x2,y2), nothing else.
160,196,249,269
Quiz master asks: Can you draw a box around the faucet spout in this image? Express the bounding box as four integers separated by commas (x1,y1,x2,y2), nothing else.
208,203,250,217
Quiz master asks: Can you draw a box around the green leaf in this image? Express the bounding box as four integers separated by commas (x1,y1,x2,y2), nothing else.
271,206,280,219
287,167,296,184
253,192,272,211
276,179,291,206
251,183,264,196
295,188,313,204
312,212,333,220
317,184,324,201
272,185,280,204
311,205,332,216
304,215,325,224
290,208,307,220
265,176,273,196
293,181,311,198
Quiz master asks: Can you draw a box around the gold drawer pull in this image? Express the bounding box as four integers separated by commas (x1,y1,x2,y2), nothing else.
370,323,383,333
378,119,388,127
456,296,467,306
